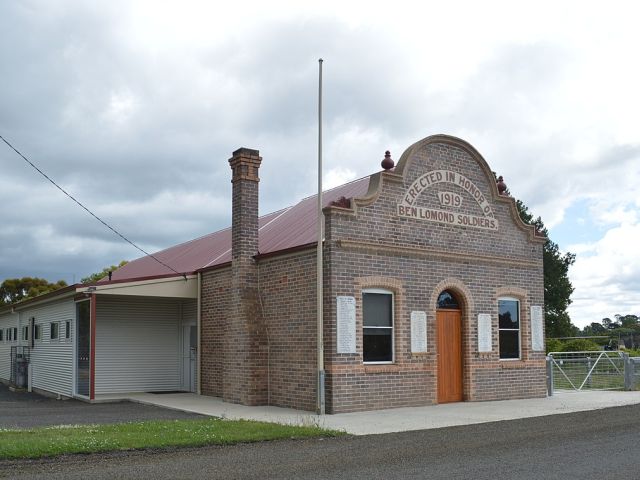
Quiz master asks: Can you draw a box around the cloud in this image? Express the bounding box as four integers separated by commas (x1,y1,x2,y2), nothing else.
0,0,639,331
568,223,640,325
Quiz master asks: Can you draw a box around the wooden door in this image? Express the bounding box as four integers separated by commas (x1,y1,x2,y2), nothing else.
437,309,463,403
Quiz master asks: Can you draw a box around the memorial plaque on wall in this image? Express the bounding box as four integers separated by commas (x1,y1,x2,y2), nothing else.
477,313,492,352
531,305,544,351
336,296,356,353
411,311,427,353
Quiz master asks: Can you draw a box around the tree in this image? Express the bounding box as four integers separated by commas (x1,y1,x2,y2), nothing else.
515,199,578,338
586,322,606,335
81,260,128,284
0,277,68,306
617,314,639,329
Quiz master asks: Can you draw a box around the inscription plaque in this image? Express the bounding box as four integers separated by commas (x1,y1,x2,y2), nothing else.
411,311,427,353
336,296,356,354
531,306,544,351
477,313,492,352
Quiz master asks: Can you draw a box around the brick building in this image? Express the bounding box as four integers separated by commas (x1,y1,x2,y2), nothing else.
198,133,547,413
1,134,547,413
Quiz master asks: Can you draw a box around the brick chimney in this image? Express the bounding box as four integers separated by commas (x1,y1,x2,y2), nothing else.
224,148,268,405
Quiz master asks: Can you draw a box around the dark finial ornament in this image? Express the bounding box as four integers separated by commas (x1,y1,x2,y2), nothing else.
496,175,507,195
329,196,351,208
381,150,395,170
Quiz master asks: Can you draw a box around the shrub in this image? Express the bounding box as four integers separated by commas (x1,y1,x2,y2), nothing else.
562,339,601,352
546,338,564,353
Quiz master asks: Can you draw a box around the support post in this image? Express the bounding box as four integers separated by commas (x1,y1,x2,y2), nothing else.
546,355,554,396
316,58,325,415
623,352,633,391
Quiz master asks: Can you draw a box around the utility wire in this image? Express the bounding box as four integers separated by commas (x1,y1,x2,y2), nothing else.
0,134,186,280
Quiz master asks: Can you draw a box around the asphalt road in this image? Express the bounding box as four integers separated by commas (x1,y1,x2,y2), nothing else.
0,384,203,429
3,403,640,479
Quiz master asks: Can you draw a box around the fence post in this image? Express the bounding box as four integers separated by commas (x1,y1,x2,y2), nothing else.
546,355,553,396
623,353,632,390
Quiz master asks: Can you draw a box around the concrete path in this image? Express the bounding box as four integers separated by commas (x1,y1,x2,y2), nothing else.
108,390,640,435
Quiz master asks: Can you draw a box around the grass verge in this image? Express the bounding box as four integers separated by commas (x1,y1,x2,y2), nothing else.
0,418,344,460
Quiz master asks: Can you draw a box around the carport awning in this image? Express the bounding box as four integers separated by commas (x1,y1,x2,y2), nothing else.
77,275,197,299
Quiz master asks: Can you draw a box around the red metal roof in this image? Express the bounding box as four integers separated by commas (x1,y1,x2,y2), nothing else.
108,176,370,282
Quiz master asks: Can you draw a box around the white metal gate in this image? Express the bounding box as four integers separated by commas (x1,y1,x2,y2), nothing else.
547,351,635,392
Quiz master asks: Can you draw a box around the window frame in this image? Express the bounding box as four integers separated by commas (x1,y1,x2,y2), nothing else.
22,325,29,342
498,296,521,360
65,320,71,341
34,323,41,342
0,329,4,342
50,322,59,341
362,288,395,365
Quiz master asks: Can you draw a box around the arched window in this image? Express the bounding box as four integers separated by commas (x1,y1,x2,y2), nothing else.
437,290,460,309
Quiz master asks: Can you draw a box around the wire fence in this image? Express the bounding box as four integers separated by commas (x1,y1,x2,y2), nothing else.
547,351,639,393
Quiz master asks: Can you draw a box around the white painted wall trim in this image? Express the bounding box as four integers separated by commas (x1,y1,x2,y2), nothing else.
77,276,197,299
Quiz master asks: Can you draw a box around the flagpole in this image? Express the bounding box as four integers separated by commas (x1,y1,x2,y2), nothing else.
316,58,325,415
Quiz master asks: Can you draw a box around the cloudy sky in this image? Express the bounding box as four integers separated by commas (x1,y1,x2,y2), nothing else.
1,0,638,327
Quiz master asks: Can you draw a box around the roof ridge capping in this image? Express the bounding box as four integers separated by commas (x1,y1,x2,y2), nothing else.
298,174,373,203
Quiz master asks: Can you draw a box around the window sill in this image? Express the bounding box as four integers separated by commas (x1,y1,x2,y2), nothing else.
363,364,401,374
499,360,527,369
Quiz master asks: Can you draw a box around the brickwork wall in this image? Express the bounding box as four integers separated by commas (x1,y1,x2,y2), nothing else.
323,137,547,413
200,267,231,397
256,250,318,411
200,251,318,411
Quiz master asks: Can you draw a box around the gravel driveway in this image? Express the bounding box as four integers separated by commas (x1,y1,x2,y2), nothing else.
0,384,204,429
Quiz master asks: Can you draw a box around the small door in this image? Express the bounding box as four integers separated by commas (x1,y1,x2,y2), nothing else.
437,309,463,403
182,325,197,392
76,301,91,397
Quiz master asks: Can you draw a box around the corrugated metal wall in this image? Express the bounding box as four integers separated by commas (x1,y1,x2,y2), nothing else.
95,296,187,394
19,299,76,397
182,301,197,324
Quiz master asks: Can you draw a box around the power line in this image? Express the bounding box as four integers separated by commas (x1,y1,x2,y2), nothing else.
0,134,185,280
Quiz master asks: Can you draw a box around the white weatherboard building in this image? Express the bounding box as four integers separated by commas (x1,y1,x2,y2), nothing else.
0,277,199,400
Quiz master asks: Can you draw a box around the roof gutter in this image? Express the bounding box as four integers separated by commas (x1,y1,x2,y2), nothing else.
0,285,78,314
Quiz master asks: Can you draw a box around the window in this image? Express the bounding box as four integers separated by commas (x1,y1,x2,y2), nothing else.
499,298,520,359
437,290,460,309
34,324,41,341
363,289,394,363
65,321,71,340
0,329,3,341
22,325,29,341
50,322,59,340
12,327,17,342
